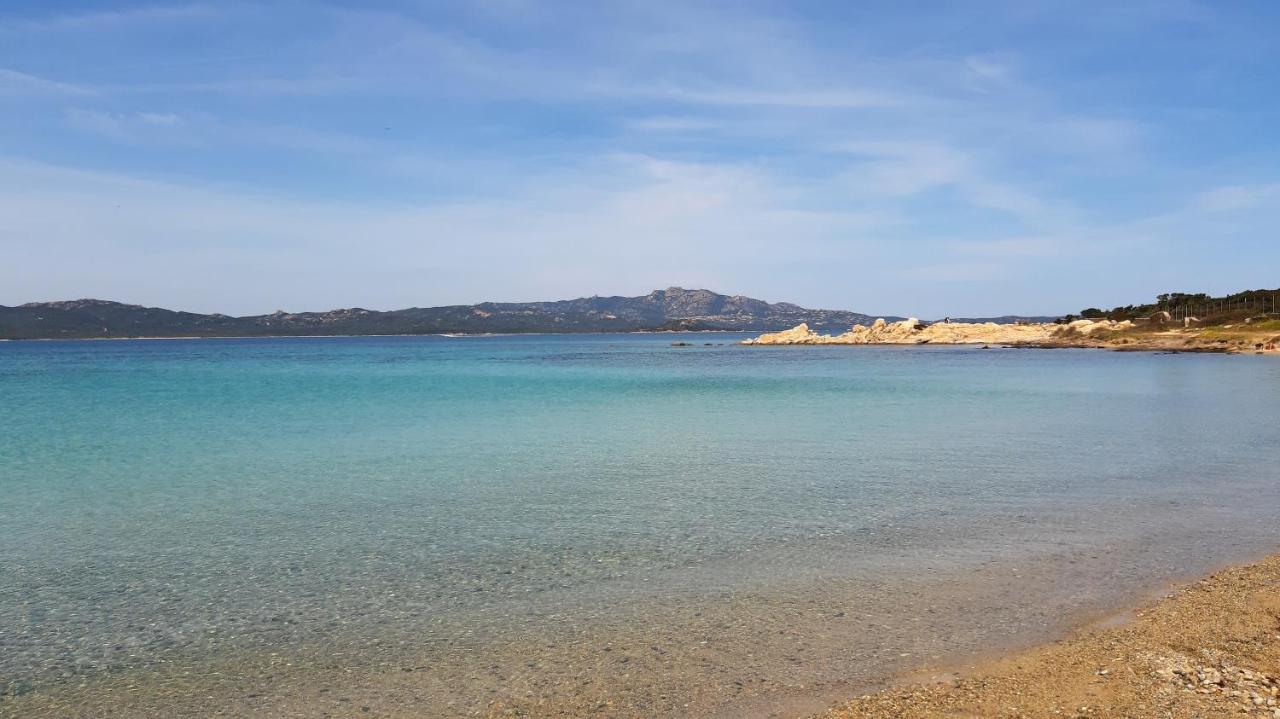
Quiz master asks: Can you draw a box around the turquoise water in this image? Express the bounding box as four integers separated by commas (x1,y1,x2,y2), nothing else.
2,335,1279,713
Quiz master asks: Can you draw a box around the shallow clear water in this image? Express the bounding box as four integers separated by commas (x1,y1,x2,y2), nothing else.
2,335,1278,714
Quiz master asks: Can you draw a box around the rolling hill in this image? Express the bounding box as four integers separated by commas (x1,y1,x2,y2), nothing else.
0,287,892,339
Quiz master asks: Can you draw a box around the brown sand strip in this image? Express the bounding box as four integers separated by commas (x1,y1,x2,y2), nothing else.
821,555,1280,719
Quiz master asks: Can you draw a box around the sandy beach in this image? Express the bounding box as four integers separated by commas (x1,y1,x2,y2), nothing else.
826,554,1280,718
5,547,1279,718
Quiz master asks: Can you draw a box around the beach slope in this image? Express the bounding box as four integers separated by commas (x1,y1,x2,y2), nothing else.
824,554,1280,718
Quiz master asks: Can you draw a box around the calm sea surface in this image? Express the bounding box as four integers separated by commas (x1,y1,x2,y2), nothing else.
2,335,1278,716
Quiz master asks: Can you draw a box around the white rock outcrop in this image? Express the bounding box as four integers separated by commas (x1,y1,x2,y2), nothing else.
743,318,1134,346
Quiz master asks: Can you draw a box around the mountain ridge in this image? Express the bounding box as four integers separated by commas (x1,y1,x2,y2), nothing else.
2,288,900,339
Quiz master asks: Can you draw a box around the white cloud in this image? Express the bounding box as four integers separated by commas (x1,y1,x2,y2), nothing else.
1,5,216,33
138,112,181,125
3,151,1273,318
643,86,904,109
1194,184,1280,213
63,109,194,144
948,236,1065,257
0,68,92,98
964,55,1013,85
0,155,889,313
2,1,1271,318
624,116,717,132
963,180,1047,219
59,109,395,158
832,140,1053,222
835,141,970,196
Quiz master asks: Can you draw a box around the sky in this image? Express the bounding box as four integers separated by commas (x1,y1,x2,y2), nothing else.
2,1,1278,317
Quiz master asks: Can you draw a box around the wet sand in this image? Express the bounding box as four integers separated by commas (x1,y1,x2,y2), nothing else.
5,533,1277,718
824,553,1280,718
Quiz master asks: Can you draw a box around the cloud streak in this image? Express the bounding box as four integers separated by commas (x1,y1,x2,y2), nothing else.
0,68,93,98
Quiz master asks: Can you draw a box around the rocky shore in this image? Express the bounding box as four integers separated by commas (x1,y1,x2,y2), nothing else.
743,318,1280,354
822,553,1280,718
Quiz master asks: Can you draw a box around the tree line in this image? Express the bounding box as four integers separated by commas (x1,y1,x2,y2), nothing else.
1059,288,1280,324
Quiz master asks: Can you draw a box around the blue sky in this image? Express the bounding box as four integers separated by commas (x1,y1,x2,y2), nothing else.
2,1,1278,317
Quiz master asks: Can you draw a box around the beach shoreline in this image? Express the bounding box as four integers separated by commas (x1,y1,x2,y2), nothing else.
6,545,1278,718
821,552,1280,718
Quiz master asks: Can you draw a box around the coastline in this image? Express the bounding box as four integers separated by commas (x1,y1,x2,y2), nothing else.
742,318,1280,355
823,552,1280,718
0,329,755,342
5,330,1277,355
7,543,1279,718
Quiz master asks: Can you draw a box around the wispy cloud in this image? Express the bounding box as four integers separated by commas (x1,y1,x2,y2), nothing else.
832,140,1055,223
964,55,1014,85
0,68,93,98
0,4,216,33
0,154,890,312
2,1,1277,316
59,108,394,158
1194,183,1280,213
643,87,905,109
835,141,970,197
63,108,190,143
624,116,718,132
947,236,1065,257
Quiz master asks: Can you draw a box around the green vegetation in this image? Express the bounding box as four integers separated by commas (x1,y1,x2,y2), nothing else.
1061,288,1280,326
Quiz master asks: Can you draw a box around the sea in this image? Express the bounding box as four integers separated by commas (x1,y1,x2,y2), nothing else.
2,334,1278,717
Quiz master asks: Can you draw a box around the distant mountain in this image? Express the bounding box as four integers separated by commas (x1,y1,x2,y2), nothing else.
0,288,895,340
